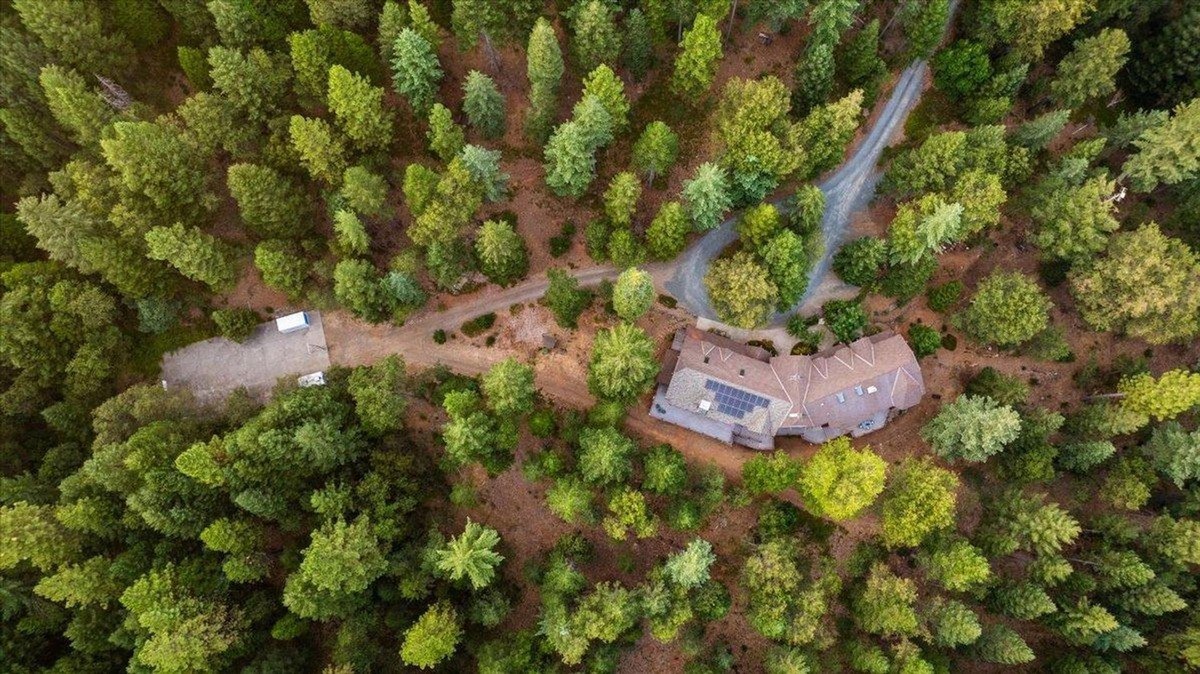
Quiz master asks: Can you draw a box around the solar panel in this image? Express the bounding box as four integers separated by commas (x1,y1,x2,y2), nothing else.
704,380,771,419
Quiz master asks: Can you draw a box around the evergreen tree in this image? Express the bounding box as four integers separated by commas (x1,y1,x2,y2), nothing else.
623,8,654,80
671,14,722,99
435,520,504,589
839,19,887,104
459,144,509,202
1119,370,1200,422
341,165,390,218
333,258,394,322
612,267,655,321
927,598,982,647
462,70,505,138
880,457,958,548
922,394,1022,463
855,563,919,637
543,268,591,328
525,18,564,142
1050,28,1130,109
959,271,1052,347
683,162,732,231
974,625,1035,664
334,209,371,255
348,355,408,435
632,121,679,185
427,103,466,161
289,115,349,184
328,64,393,151
255,240,309,298
475,219,529,286
38,66,114,146
207,46,291,124
101,121,210,214
704,252,778,329
990,582,1057,620
1122,98,1200,192
577,426,637,485
761,229,810,310
582,64,629,133
587,323,658,402
792,42,835,116
572,0,621,72
12,0,133,74
603,172,642,227
646,201,689,260
145,224,238,291
901,0,949,59
226,163,310,239
390,28,443,114
401,602,461,668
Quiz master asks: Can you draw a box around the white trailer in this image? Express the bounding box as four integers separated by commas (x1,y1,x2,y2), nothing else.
275,311,310,334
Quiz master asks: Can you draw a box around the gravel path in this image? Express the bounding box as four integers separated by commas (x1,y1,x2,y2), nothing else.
663,59,933,328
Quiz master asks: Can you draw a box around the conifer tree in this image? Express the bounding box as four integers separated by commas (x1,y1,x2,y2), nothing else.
632,121,679,184
792,42,835,116
227,163,311,239
434,520,504,589
426,103,465,161
683,162,732,231
623,8,653,79
390,28,443,114
289,115,348,184
462,70,505,138
612,267,655,321
646,201,689,260
334,209,370,255
328,64,393,151
572,0,621,72
475,219,529,286
1050,28,1130,109
603,172,642,228
671,14,722,99
525,18,564,142
145,223,238,291
38,66,114,146
581,64,629,132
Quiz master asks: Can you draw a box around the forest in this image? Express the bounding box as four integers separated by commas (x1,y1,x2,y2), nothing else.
1,0,1199,672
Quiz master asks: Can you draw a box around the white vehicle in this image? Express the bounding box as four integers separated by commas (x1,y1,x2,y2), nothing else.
275,311,310,334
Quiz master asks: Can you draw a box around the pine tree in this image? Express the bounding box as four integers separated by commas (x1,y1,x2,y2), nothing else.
792,42,835,116
543,268,591,328
308,0,376,30
525,18,564,142
255,240,309,298
664,539,716,589
603,172,642,227
683,162,732,231
145,223,238,291
341,165,390,218
572,0,621,72
587,323,658,402
426,103,466,161
855,563,919,637
959,271,1052,347
38,66,114,146
543,122,598,199
207,46,291,124
880,457,959,548
481,357,535,417
797,437,886,521
390,28,443,114
927,598,982,647
458,144,509,202
974,625,1034,664
289,115,348,184
1119,370,1200,422
577,426,637,485
632,121,679,184
333,258,394,322
434,520,504,589
623,8,653,80
612,267,654,321
921,394,1022,463
581,64,629,132
671,14,722,99
401,602,461,668
1122,98,1200,192
1050,28,1130,109
901,0,949,59
1143,422,1200,488
989,582,1057,620
328,64,393,151
226,163,311,239
475,219,529,286
839,19,887,104
12,0,133,74
334,209,371,255
101,121,210,214
462,70,505,138
705,252,778,329
646,201,689,260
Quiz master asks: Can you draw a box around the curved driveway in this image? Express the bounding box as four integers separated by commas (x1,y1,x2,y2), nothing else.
663,59,933,327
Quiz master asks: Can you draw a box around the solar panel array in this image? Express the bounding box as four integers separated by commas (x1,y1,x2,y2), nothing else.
704,380,771,419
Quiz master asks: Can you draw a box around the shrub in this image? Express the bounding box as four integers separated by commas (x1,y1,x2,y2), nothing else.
926,280,963,312
528,409,556,438
433,329,448,344
549,222,576,257
907,324,941,358
833,237,886,287
213,308,260,342
822,300,867,343
461,313,496,337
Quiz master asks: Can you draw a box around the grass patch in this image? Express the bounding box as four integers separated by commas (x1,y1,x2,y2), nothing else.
461,312,496,337
128,323,217,378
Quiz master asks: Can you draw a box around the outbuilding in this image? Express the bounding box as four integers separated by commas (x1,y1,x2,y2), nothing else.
275,311,310,334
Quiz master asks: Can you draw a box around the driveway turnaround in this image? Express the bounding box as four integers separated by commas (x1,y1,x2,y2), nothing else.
161,311,331,402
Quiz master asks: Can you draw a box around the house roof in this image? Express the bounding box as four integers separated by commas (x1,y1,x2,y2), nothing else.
661,329,925,438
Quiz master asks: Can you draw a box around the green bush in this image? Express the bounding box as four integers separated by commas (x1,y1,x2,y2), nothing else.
213,308,260,343
433,329,448,344
926,281,963,312
528,409,556,438
907,324,941,358
549,221,576,257
461,313,496,337
822,299,868,344
585,219,611,261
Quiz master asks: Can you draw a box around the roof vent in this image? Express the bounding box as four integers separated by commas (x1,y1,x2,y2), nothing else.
698,400,712,412
854,385,864,396
739,368,746,377
866,385,878,394
835,392,846,403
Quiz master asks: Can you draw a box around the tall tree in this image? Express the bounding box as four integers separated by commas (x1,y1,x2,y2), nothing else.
390,28,443,114
328,64,394,151
289,115,348,184
1069,223,1200,344
462,70,505,138
683,162,732,231
1050,28,1130,109
426,103,466,161
1029,173,1120,263
671,14,723,99
612,267,655,321
481,357,535,417
922,394,1022,463
704,251,778,328
646,201,690,260
101,121,209,214
587,323,659,402
880,457,958,548
226,163,310,239
792,42,835,116
525,18,564,142
901,0,950,59
434,520,504,589
1122,98,1200,192
797,437,887,521
958,271,1051,348
38,66,114,146
632,121,679,184
207,46,291,124
144,223,238,291
543,268,591,328
603,172,642,227
475,219,529,286
12,0,133,74
572,0,621,72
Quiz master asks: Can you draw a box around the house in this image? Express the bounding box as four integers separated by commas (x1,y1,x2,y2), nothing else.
650,327,925,450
